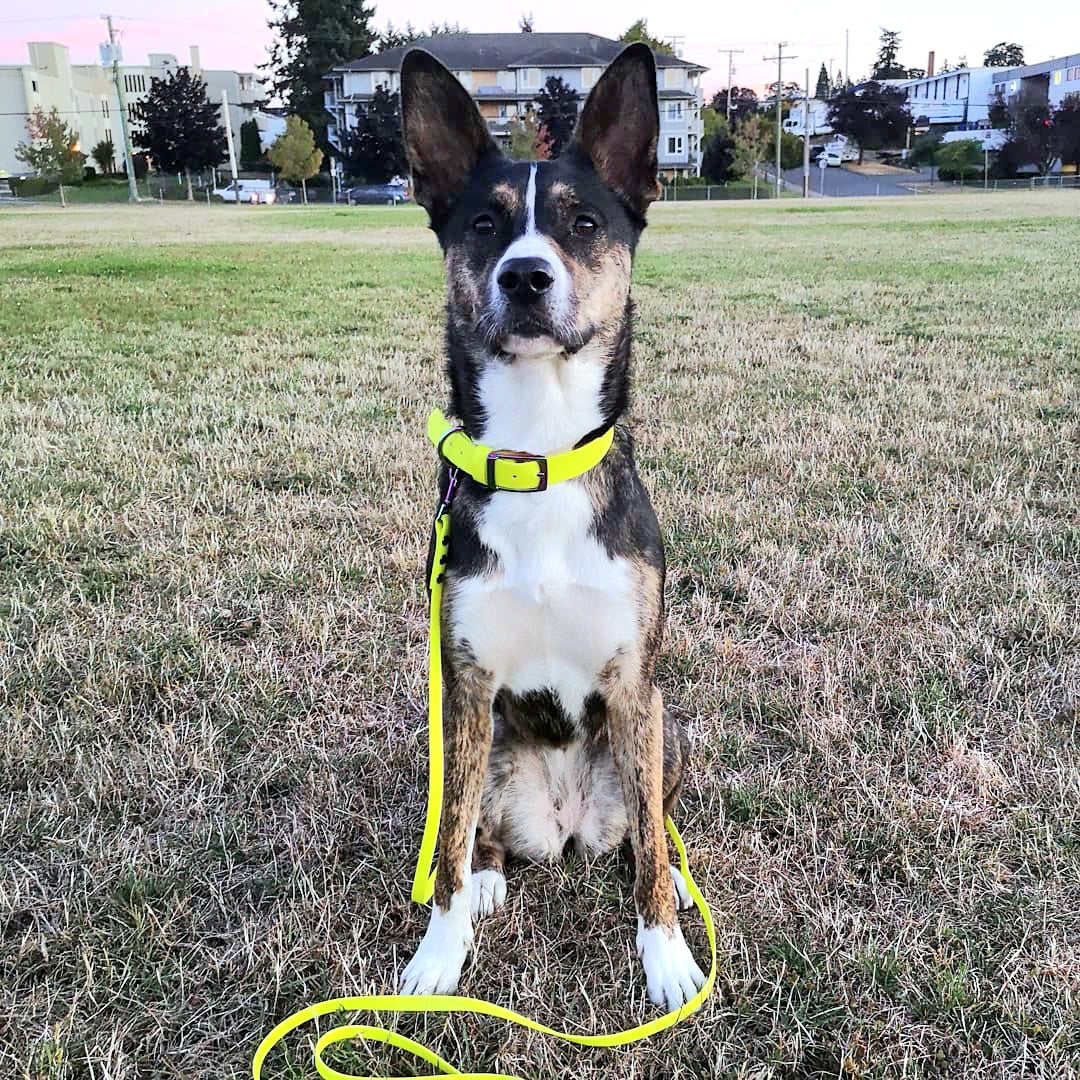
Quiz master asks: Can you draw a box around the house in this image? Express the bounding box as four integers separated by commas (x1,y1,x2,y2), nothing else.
0,40,266,177
0,42,115,175
992,52,1080,111
324,32,707,178
898,67,1001,130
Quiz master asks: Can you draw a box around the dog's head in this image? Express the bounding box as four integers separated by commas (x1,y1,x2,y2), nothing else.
401,44,660,359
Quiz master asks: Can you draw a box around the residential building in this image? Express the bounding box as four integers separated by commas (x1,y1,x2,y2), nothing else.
0,42,115,175
898,67,1001,130
992,52,1080,110
324,32,707,177
0,40,266,177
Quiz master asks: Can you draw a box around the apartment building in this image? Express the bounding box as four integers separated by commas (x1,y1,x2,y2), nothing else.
992,52,1080,110
0,41,265,177
324,32,707,177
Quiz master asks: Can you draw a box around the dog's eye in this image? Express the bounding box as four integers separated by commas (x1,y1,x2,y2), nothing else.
573,215,598,237
472,214,496,236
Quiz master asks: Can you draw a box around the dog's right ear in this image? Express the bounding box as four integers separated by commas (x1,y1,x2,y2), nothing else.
401,50,496,225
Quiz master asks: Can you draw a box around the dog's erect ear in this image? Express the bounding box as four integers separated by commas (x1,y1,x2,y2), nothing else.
571,43,660,216
400,50,496,223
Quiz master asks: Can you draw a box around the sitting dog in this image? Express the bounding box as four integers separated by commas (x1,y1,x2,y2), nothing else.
397,43,705,1010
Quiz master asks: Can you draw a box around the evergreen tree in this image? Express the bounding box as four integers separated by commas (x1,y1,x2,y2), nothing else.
265,0,377,148
136,67,227,199
340,83,407,182
268,114,323,202
240,119,263,170
872,29,908,80
519,12,534,32
14,106,84,206
815,64,830,100
535,76,580,158
376,21,465,50
618,18,673,56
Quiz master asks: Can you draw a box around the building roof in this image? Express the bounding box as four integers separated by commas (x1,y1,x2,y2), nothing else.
991,52,1080,83
328,32,706,75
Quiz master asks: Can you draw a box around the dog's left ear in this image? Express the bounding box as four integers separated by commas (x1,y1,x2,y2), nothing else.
401,49,497,224
571,43,660,216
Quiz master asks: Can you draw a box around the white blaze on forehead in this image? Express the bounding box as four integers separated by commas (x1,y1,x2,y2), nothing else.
489,161,572,333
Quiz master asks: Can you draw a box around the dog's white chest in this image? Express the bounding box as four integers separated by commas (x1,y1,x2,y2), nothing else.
450,482,635,720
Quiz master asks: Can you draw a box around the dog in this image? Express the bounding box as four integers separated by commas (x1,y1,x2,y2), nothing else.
397,43,705,1010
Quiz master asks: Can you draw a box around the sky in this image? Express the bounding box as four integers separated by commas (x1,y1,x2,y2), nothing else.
0,1,1075,99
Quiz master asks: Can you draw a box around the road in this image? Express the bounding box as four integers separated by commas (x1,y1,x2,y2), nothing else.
775,164,933,197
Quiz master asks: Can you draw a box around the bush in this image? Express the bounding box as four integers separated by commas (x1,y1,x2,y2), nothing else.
908,129,944,167
12,176,57,197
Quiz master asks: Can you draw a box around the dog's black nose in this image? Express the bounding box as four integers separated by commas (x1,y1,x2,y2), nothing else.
497,257,555,302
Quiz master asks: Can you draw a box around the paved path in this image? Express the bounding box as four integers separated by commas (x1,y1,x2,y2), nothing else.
780,163,930,197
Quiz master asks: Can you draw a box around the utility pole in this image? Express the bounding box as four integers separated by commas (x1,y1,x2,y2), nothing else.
828,58,835,87
802,67,810,197
101,15,139,203
764,43,796,198
718,48,745,123
221,88,240,206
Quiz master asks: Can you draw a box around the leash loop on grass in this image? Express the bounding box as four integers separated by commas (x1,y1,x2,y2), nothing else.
251,412,716,1079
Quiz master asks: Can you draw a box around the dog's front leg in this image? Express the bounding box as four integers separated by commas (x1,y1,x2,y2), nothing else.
400,658,494,995
605,677,705,1009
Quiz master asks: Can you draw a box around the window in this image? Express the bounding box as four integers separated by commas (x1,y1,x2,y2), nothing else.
663,67,684,90
581,67,600,88
101,98,109,117
455,71,472,90
1069,66,1080,81
666,102,684,121
666,135,683,155
520,67,541,88
1053,70,1062,85
31,79,38,92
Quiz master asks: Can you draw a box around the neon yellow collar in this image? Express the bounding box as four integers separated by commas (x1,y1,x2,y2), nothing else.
427,408,614,492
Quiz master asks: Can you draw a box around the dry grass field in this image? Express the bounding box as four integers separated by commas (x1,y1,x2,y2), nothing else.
1,193,1078,1080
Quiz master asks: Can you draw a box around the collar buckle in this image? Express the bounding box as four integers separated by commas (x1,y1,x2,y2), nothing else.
486,449,549,492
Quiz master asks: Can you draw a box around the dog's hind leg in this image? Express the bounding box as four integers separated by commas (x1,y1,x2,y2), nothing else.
400,655,494,996
470,830,507,920
603,676,705,1009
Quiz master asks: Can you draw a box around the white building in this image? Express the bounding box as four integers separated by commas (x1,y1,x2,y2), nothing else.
325,32,707,177
992,52,1080,110
0,42,115,175
898,67,1001,130
0,41,266,177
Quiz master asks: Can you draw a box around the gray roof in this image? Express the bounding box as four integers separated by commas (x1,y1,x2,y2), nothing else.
329,32,706,75
991,52,1080,83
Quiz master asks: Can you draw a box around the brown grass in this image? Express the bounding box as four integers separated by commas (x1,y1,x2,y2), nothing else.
1,193,1078,1080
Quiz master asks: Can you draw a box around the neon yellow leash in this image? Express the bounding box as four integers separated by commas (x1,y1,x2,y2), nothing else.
252,411,716,1080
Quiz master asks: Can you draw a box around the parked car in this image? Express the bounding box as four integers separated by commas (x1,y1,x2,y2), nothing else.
345,182,410,205
809,145,827,163
213,179,277,204
822,140,859,164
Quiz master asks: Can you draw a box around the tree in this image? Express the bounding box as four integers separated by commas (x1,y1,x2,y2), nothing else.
826,82,910,163
240,119,263,171
519,12,534,32
989,87,1010,128
700,106,723,148
935,139,983,181
618,18,673,56
340,83,407,182
872,29,908,80
376,21,465,50
1054,94,1080,171
815,64,830,100
265,0,377,149
506,112,551,160
708,87,758,128
136,67,227,199
733,113,770,196
268,114,323,202
906,128,943,166
535,75,579,158
984,42,1024,68
90,138,115,174
14,106,84,206
832,71,846,96
1002,85,1057,175
701,116,735,182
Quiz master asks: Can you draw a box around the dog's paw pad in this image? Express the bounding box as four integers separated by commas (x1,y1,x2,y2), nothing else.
636,918,706,1010
471,868,507,920
669,864,693,910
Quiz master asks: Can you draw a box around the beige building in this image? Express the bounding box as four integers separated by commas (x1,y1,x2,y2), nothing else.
0,41,266,177
0,42,115,175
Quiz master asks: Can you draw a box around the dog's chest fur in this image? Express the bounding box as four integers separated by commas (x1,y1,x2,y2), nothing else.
448,347,637,727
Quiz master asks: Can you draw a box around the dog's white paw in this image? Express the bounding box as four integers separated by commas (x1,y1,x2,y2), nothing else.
669,864,694,911
636,917,706,1010
400,893,473,996
470,868,507,920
